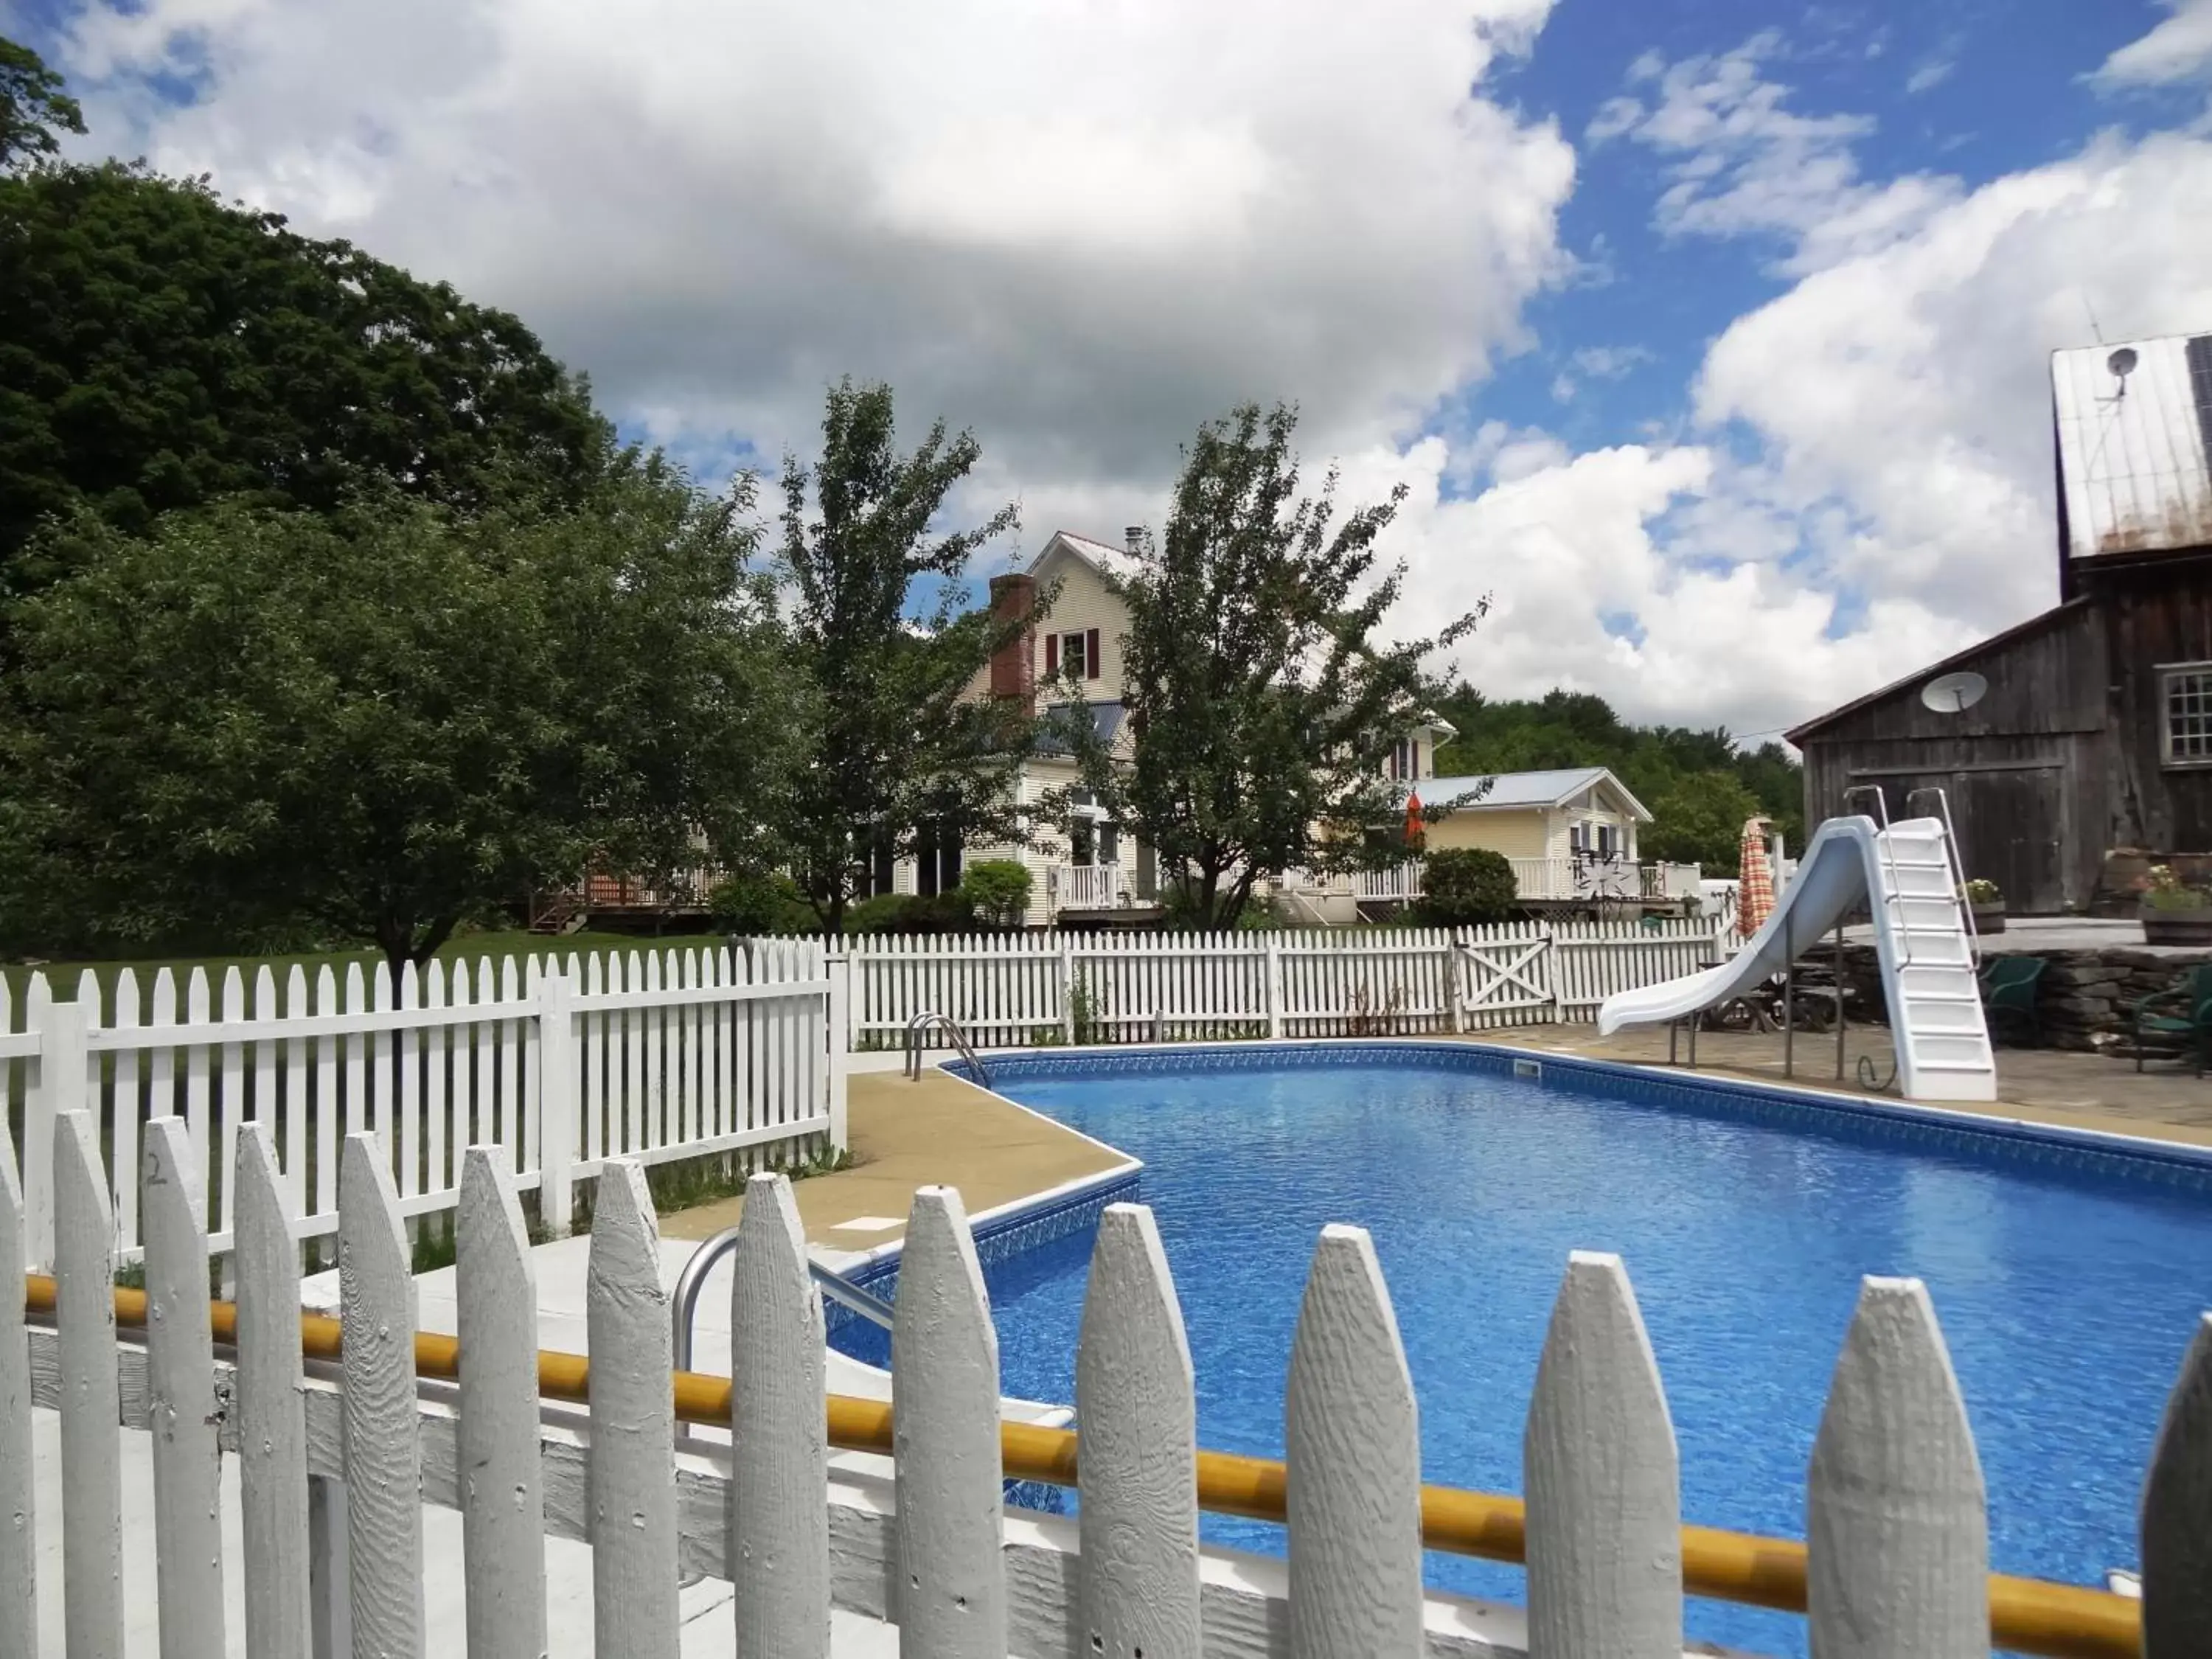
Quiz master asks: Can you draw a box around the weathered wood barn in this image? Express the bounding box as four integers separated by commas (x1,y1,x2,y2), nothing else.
1788,333,2212,915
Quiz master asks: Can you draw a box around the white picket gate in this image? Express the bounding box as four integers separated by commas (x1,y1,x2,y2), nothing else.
8,1112,2205,1657
841,917,1731,1048
0,939,846,1270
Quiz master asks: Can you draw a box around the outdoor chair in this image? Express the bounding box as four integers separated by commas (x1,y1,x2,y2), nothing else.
1978,956,2045,1048
2132,962,2212,1075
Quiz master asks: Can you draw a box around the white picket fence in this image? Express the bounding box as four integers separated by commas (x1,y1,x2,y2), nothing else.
0,939,844,1270
840,917,1733,1049
8,1114,2203,1657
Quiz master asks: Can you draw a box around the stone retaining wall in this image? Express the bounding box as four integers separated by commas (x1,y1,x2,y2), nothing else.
1826,940,2210,1052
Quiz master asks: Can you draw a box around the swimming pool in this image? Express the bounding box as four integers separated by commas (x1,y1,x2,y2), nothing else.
835,1043,2212,1655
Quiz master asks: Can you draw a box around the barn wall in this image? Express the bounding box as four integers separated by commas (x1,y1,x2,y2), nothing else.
2100,559,2212,854
1795,603,2111,914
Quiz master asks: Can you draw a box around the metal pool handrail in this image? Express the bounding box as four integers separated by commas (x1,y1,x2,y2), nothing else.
905,1009,990,1086
670,1223,894,1378
23,1272,2141,1659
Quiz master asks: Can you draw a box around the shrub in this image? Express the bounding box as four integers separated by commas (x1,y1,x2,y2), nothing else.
1415,848,1519,926
1961,878,2002,906
958,860,1033,928
844,894,914,933
897,891,977,933
707,869,818,935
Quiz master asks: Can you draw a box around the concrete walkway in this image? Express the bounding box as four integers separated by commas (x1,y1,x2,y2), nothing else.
28,1411,903,1658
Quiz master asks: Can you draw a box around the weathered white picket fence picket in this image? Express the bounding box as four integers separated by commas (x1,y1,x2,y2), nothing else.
9,1113,2205,1657
0,936,844,1271
841,917,1731,1049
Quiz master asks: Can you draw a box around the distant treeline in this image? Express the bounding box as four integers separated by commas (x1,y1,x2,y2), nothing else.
1430,688,1801,877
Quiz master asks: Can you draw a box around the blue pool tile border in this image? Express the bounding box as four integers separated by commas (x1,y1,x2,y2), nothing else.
822,1169,1144,1335
821,1169,1140,1517
947,1041,2212,1200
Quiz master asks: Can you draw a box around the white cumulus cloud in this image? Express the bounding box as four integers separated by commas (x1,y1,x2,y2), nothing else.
55,0,1575,488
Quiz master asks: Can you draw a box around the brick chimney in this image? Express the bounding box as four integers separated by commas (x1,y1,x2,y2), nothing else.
988,572,1037,710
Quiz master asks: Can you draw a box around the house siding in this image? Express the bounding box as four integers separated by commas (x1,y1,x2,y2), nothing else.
1032,549,1127,703
1425,808,1550,860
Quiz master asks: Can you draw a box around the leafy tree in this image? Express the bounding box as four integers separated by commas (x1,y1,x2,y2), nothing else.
1068,401,1481,928
1415,848,1518,926
0,153,608,590
0,461,778,983
763,379,1038,933
1,35,83,171
1641,771,1763,876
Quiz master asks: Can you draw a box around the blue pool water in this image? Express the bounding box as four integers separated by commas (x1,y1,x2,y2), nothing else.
837,1048,2212,1655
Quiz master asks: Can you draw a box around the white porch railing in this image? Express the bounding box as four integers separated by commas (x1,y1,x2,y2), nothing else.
1,939,846,1270
1049,862,1127,911
10,1121,2195,1658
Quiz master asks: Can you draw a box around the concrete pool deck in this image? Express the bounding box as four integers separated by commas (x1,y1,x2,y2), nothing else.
658,1062,1137,1253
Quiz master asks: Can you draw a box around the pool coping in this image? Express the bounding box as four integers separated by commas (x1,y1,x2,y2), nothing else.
810,1065,1143,1302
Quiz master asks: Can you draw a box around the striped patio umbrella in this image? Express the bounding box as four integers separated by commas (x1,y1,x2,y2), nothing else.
1737,816,1775,937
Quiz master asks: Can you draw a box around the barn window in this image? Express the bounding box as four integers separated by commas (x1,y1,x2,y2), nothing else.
2163,663,2212,765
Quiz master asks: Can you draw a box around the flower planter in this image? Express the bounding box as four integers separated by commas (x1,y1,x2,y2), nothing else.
1971,902,2006,936
2142,908,2212,947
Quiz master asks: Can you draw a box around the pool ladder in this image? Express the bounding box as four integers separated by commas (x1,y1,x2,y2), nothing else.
669,1221,894,1447
905,1009,990,1087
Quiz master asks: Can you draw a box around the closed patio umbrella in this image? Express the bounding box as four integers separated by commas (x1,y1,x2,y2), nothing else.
1405,789,1424,846
1737,816,1775,937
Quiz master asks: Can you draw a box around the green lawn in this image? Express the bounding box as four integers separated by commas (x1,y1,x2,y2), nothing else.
7,928,735,1006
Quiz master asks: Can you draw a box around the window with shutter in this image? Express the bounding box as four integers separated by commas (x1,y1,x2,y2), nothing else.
1085,627,1101,679
1046,634,1060,677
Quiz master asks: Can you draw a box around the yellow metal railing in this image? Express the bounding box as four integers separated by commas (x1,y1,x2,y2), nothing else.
23,1275,2141,1659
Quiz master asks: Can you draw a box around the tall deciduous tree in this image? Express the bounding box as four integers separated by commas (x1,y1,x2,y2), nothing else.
1067,402,1481,927
0,150,608,591
0,458,778,983
765,379,1037,933
0,35,83,171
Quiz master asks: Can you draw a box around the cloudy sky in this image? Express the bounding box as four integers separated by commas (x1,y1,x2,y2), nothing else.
14,0,2212,743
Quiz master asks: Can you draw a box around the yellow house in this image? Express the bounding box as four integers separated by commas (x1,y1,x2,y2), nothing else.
1417,766,1655,900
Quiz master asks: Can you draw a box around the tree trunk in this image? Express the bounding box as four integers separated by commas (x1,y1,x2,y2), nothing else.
372,911,460,998
1197,861,1225,930
1220,868,1259,930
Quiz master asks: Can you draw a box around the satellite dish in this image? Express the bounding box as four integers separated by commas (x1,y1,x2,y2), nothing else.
2108,346,2139,381
1921,670,1989,714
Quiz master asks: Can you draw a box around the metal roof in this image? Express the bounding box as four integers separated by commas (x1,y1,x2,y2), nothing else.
1037,700,1126,757
1032,530,1147,587
1414,765,1653,821
2053,333,2212,560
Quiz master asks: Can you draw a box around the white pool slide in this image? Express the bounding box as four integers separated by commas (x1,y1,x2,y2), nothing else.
1596,814,1997,1102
